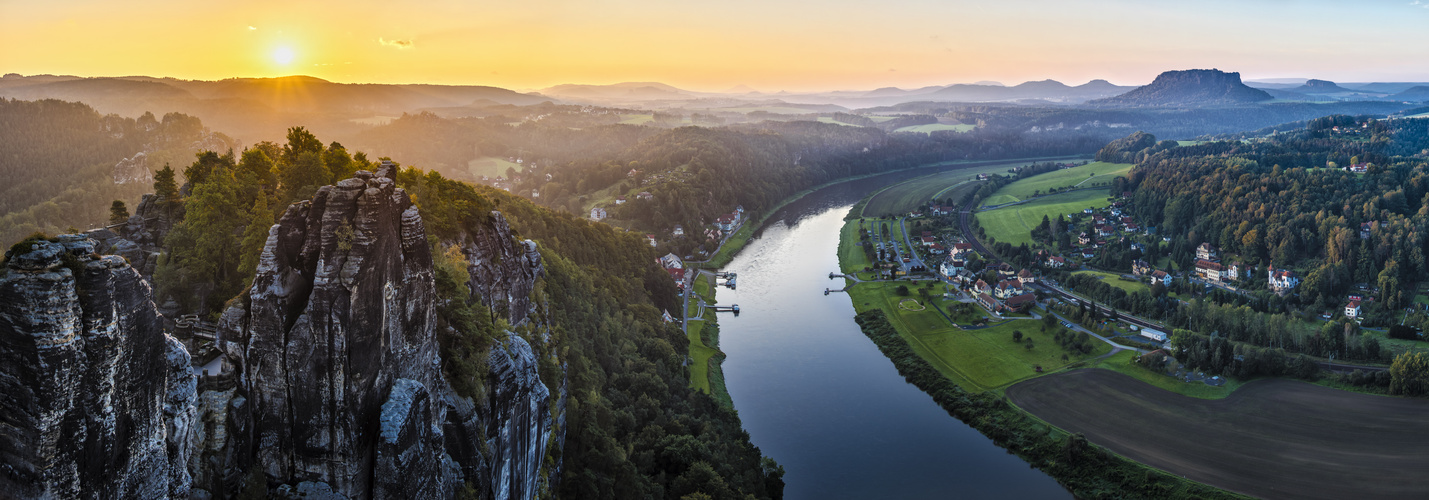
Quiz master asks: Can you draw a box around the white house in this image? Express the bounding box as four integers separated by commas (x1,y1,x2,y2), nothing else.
589,207,607,221
1345,300,1362,319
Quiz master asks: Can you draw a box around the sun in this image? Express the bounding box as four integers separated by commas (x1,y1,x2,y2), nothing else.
272,46,296,66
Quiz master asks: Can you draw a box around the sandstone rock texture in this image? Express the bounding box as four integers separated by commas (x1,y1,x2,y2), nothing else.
2,165,564,499
0,235,195,498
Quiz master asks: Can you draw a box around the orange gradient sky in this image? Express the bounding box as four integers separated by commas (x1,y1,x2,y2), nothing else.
3,0,1429,92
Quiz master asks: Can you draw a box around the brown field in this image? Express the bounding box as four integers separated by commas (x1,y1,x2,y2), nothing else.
1008,369,1429,500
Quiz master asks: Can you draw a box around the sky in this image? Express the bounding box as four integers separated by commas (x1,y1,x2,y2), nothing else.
3,0,1428,92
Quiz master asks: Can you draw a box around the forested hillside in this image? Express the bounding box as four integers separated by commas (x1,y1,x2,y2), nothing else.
1124,116,1429,311
135,128,782,499
0,99,237,244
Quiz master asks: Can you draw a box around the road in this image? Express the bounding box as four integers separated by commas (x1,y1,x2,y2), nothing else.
1049,312,1150,355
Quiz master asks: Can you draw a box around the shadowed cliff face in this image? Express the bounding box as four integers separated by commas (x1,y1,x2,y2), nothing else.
0,235,195,499
218,164,454,497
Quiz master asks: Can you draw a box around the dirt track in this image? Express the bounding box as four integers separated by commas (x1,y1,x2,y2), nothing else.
1007,369,1429,500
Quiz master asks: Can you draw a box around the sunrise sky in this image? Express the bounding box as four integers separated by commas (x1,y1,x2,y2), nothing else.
3,0,1428,92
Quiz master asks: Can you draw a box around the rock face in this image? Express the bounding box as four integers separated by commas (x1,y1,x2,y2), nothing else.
86,192,179,279
216,164,454,496
2,165,564,500
460,212,544,325
114,151,155,184
1091,69,1273,107
0,235,195,498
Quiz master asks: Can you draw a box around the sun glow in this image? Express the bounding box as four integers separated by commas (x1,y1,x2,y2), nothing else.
272,47,295,66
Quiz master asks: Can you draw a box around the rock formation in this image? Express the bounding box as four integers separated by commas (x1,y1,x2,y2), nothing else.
0,234,195,498
1091,69,1273,107
2,164,563,499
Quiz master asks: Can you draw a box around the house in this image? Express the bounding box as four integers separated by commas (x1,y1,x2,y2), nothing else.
1345,300,1362,319
628,168,639,178
1130,242,1146,253
1081,249,1096,259
1132,259,1152,276
1045,255,1067,268
662,309,677,323
1196,242,1218,261
589,207,608,221
1349,163,1370,174
673,225,685,237
666,267,689,292
920,236,937,247
636,191,654,201
977,173,990,180
996,263,1017,280
1096,225,1115,237
929,243,947,255
716,214,738,231
1268,264,1300,293
1018,268,1036,285
1093,215,1107,225
1125,224,1140,232
995,280,1023,299
951,243,974,259
1226,262,1241,282
978,293,1001,312
974,279,991,295
1078,232,1091,245
1360,221,1375,239
1150,270,1172,286
646,234,657,247
1195,259,1224,281
940,259,965,277
736,205,745,215
1005,293,1037,312
659,252,684,270
615,196,627,205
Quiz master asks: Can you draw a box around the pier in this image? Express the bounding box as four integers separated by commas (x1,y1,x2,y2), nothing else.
824,288,847,295
709,304,741,314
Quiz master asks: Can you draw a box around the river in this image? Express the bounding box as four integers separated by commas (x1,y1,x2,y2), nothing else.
715,173,1070,499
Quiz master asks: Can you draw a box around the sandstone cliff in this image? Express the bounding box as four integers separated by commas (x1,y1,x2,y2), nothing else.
0,234,195,498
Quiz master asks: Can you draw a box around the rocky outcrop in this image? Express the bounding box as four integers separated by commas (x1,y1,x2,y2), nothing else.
215,164,454,496
114,151,155,184
0,235,195,498
459,212,544,326
86,192,179,279
1091,69,1273,107
3,164,565,499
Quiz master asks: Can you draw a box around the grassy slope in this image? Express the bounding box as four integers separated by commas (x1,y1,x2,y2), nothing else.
467,156,523,179
982,161,1132,204
1074,270,1152,295
860,158,1085,217
684,273,733,406
976,189,1114,246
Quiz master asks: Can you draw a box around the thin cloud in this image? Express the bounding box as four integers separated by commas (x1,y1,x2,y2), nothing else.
248,26,257,30
379,38,415,49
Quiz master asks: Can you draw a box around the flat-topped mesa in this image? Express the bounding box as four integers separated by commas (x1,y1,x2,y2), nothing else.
0,235,196,499
216,163,454,497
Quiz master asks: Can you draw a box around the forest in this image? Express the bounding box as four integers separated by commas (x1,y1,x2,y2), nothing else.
132,127,781,499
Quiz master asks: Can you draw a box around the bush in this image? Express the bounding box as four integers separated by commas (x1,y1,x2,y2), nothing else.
895,285,910,296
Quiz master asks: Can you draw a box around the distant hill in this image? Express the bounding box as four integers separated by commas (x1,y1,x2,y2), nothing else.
1392,86,1429,102
1290,79,1354,94
537,82,692,103
925,79,1132,102
1091,69,1272,107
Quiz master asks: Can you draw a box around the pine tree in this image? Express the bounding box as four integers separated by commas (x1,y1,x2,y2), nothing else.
237,195,274,288
153,163,181,214
108,200,130,225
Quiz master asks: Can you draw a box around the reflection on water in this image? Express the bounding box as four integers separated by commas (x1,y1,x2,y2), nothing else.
715,172,1069,499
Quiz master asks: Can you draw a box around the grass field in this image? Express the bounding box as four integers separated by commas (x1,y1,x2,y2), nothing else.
894,123,975,134
846,280,1110,391
976,190,1114,246
619,114,654,125
685,273,729,403
1085,350,1239,399
467,156,523,179
860,158,1085,217
980,161,1132,205
1073,270,1151,295
1009,369,1429,500
837,220,878,279
816,117,862,127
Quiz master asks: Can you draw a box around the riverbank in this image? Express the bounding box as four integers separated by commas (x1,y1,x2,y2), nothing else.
686,271,734,406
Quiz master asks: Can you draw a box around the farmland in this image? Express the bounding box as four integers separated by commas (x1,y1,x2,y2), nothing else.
466,156,523,179
975,189,1114,246
1009,369,1429,500
860,158,1084,217
979,161,1132,205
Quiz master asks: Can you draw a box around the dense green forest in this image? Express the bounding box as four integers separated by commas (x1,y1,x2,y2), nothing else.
141,128,781,499
0,99,237,244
